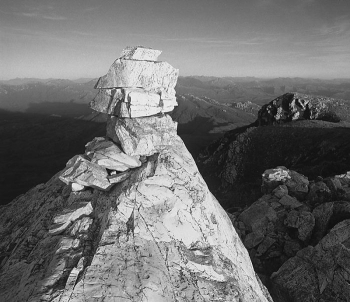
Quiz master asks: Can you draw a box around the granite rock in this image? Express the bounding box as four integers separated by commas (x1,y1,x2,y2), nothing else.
271,219,350,301
86,137,141,171
120,46,162,61
106,114,179,156
90,88,177,117
95,59,179,94
0,46,272,301
59,155,112,190
0,138,272,302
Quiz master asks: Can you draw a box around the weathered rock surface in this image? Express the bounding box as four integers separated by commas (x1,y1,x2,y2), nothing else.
95,59,178,93
90,88,177,117
59,137,142,190
262,166,309,199
0,138,272,302
258,92,349,125
91,47,178,119
59,155,112,190
107,114,179,156
120,46,162,61
271,219,350,301
230,166,350,301
0,46,272,301
86,137,141,171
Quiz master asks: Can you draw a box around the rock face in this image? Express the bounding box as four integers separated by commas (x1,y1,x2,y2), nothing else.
91,46,178,119
271,219,350,301
198,118,350,209
0,47,271,302
257,92,349,125
231,167,350,301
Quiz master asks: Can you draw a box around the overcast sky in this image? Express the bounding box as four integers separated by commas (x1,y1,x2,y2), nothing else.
1,0,350,80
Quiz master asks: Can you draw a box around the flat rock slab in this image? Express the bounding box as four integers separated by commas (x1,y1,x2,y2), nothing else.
59,155,112,190
90,88,177,117
120,46,162,61
95,59,179,93
106,115,179,156
86,137,141,171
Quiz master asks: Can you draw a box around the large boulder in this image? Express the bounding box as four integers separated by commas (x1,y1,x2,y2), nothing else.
95,58,178,94
90,87,177,117
271,219,350,301
262,166,309,200
106,115,179,156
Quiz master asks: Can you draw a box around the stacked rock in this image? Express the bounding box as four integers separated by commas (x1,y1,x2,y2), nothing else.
59,46,179,191
90,45,178,118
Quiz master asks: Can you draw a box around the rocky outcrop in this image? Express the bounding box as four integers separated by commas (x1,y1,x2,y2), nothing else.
91,46,178,118
271,219,350,301
198,92,350,209
0,46,271,302
230,167,350,301
257,92,350,125
198,119,350,208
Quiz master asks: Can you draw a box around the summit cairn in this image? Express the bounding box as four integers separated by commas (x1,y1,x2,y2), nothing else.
0,47,272,302
59,46,179,190
90,46,178,118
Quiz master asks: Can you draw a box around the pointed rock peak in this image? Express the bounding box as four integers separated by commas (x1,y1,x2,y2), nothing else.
0,46,272,302
120,46,162,61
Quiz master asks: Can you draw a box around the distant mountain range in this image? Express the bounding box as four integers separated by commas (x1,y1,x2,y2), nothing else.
1,76,350,113
1,76,350,206
176,76,350,105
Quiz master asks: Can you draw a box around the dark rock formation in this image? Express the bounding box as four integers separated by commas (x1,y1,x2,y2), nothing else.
257,92,350,125
198,119,350,208
230,167,350,301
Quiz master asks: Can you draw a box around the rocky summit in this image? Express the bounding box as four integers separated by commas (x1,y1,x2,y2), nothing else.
0,47,271,301
230,166,350,301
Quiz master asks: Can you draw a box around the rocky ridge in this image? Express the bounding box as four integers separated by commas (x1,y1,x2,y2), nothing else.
229,166,350,301
198,92,350,208
0,47,271,301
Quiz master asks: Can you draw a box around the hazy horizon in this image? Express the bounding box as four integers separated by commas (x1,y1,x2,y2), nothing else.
1,0,350,80
2,75,350,82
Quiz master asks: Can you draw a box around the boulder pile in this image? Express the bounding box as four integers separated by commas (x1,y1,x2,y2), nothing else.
59,46,179,191
0,47,272,302
231,166,350,301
